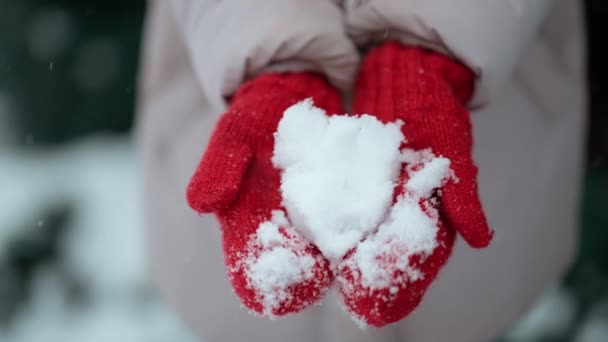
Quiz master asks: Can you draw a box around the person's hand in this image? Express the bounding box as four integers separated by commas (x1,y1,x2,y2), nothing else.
337,42,494,327
187,73,341,318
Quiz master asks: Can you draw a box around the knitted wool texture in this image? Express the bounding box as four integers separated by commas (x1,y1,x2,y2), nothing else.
187,73,341,317
337,42,493,327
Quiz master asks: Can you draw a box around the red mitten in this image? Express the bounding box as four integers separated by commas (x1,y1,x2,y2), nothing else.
337,42,493,327
187,73,341,317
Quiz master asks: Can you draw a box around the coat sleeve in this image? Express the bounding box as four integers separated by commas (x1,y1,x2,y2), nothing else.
343,0,556,107
169,0,359,109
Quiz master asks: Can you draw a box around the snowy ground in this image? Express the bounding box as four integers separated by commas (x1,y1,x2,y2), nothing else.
0,135,197,342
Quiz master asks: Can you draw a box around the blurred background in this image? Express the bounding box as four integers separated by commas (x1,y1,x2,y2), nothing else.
0,0,606,341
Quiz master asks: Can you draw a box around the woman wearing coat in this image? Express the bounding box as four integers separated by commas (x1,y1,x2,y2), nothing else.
135,1,588,341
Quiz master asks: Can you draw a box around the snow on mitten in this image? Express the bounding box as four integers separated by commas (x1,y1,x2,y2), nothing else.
337,42,493,327
187,73,341,318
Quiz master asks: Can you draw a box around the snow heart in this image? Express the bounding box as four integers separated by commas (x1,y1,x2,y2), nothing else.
240,100,454,325
272,99,453,264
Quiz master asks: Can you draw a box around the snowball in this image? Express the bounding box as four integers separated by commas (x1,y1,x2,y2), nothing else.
272,99,405,262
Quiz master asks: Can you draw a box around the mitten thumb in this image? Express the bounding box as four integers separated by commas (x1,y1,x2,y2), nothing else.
186,115,252,213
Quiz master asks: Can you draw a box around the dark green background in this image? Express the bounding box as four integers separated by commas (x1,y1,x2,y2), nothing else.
0,0,144,145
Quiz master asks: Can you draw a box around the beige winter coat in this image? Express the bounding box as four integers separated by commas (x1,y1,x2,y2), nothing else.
134,1,588,341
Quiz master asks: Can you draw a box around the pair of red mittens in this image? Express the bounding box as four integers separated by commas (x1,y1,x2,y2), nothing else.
186,42,493,326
